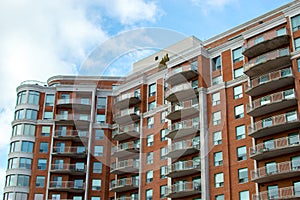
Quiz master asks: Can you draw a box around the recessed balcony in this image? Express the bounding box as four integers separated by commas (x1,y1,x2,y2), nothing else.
50,164,86,175
48,181,85,193
250,134,300,160
251,160,300,183
243,29,290,58
246,89,297,117
52,146,87,158
166,139,200,159
112,141,140,158
245,68,294,97
165,83,199,103
166,100,199,121
166,160,201,178
165,65,198,86
248,111,300,138
253,186,300,200
55,114,90,128
114,93,141,110
110,159,139,175
110,178,139,193
53,130,88,142
166,118,200,139
114,108,140,125
56,98,91,111
244,48,290,78
165,181,201,198
112,124,140,141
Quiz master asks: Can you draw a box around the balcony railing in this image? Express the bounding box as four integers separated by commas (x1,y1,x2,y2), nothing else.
248,112,300,138
165,181,201,198
112,124,140,141
111,159,139,175
166,160,201,178
54,130,88,138
110,178,139,192
165,64,198,85
167,118,200,139
112,141,140,157
251,160,300,183
50,164,86,173
114,92,141,109
166,139,200,158
114,108,140,124
245,68,293,96
52,146,87,157
246,89,296,117
57,98,91,105
250,135,300,160
253,186,300,200
49,181,85,190
166,100,199,121
165,83,198,102
55,114,90,121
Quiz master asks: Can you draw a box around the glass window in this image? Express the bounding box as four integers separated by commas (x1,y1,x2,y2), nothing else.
12,124,22,136
298,59,300,72
212,75,222,85
239,190,250,200
34,194,44,200
15,109,25,120
7,158,18,169
45,94,54,106
97,97,106,109
41,126,51,136
43,111,53,120
234,67,244,79
21,141,34,153
291,156,300,169
93,162,102,173
19,158,32,169
161,111,167,123
39,142,48,153
288,133,299,145
146,170,153,183
17,91,27,105
265,162,277,174
264,139,275,150
238,168,248,183
277,27,287,36
160,185,167,198
148,101,156,111
95,130,104,140
37,159,47,170
214,151,223,166
192,79,198,89
146,189,153,200
234,85,243,99
148,83,156,97
147,117,154,129
254,36,264,44
28,91,40,105
216,194,224,200
292,14,300,32
96,114,106,124
236,125,245,140
237,146,247,161
295,37,300,51
160,129,167,141
160,166,167,179
212,56,221,71
234,105,244,119
17,175,30,186
232,47,243,63
160,147,166,160
212,92,220,106
268,185,279,199
25,109,38,120
212,111,221,125
36,176,45,187
286,110,297,122
147,152,153,164
23,124,36,136
147,134,154,146
294,181,300,196
92,179,101,190
91,197,100,200
215,173,224,188
94,146,103,156
213,131,222,145
262,117,273,127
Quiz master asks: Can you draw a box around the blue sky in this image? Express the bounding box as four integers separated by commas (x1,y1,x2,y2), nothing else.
0,0,292,198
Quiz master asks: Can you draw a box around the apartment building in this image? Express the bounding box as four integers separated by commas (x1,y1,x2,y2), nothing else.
3,0,300,199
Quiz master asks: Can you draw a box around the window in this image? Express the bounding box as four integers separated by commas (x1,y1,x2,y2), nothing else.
148,101,156,111
17,91,27,105
215,173,224,188
298,59,300,72
92,179,101,190
215,194,224,200
291,156,300,169
213,131,222,145
146,170,153,183
160,129,167,141
161,111,167,123
7,158,18,169
262,117,273,127
15,109,25,120
234,85,243,99
236,125,245,140
147,152,153,164
295,37,300,51
39,142,48,153
43,111,53,119
41,126,51,136
160,166,167,179
160,185,167,198
286,110,297,122
94,146,103,156
146,189,153,200
93,162,102,173
23,124,36,136
38,159,47,170
45,94,54,106
214,151,223,166
25,109,38,120
17,175,30,186
34,194,44,200
277,27,287,36
212,92,220,106
237,146,247,161
147,134,154,146
19,158,32,169
96,114,106,124
239,190,250,200
268,185,279,199
147,117,154,129
234,67,244,79
36,176,45,187
160,147,166,160
149,83,156,97
234,105,244,119
21,141,34,153
232,47,243,63
212,56,221,71
288,133,299,145
28,91,40,105
292,14,300,32
212,75,222,85
192,79,198,89
12,124,22,136
266,162,277,174
97,97,106,109
294,181,300,196
254,36,264,44
91,197,100,200
212,111,221,125
95,130,104,140
238,168,248,183
264,139,275,150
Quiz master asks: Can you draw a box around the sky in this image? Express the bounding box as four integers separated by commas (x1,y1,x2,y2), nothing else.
0,0,292,198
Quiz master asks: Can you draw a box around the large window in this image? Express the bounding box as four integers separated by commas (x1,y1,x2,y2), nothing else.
234,105,244,119
146,170,153,183
239,190,250,200
160,185,167,198
17,175,30,186
147,117,154,129
39,142,48,153
97,97,106,109
21,141,34,153
92,179,101,190
216,194,225,200
234,85,243,99
15,109,25,120
43,111,53,120
215,173,224,188
212,75,222,85
160,147,166,160
37,159,47,170
234,67,244,79
147,134,154,146
160,129,167,141
45,94,54,106
236,125,245,140
95,130,104,140
28,91,40,105
148,101,156,111
25,109,38,120
17,91,27,105
268,185,279,199
41,126,51,136
212,111,221,125
213,131,222,145
238,168,248,183
160,166,167,179
147,152,153,164
96,114,106,124
148,83,156,97
23,124,36,136
94,146,103,156
19,158,32,169
232,47,243,63
237,146,247,161
7,158,18,169
146,189,153,200
214,151,223,166
212,92,220,106
93,162,102,173
292,14,300,32
212,56,221,71
295,37,300,51
36,176,45,187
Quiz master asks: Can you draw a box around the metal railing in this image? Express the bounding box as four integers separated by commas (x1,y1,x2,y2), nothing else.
111,159,139,171
54,130,88,137
166,181,201,195
49,181,85,189
115,107,140,118
110,178,139,189
113,124,140,138
112,141,140,154
57,98,91,105
253,185,300,200
166,64,198,79
166,139,200,154
167,99,199,113
169,118,200,131
52,146,87,154
55,114,90,121
165,82,197,97
166,160,200,174
115,92,140,103
50,164,86,172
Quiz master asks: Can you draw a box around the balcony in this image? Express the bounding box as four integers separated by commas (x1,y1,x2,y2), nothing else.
165,181,201,198
245,68,294,97
53,130,88,142
250,135,300,160
114,108,140,125
114,93,141,110
166,100,199,121
251,160,300,183
166,118,200,140
165,83,199,103
52,146,87,158
248,112,300,138
110,178,139,193
244,48,290,78
112,124,140,141
166,160,201,178
166,139,200,159
243,29,290,58
246,89,297,117
50,164,86,175
165,65,198,86
55,114,90,128
253,186,300,200
56,98,91,111
112,141,140,158
110,159,139,175
48,181,85,193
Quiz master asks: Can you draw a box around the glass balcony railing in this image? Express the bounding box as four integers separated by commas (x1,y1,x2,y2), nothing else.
49,181,85,190
253,186,300,200
165,181,201,198
110,178,139,192
114,92,141,109
166,138,200,158
165,64,198,85
57,98,91,105
111,159,139,174
50,164,86,173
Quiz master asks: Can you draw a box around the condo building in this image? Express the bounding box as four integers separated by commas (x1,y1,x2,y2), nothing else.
3,0,300,199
